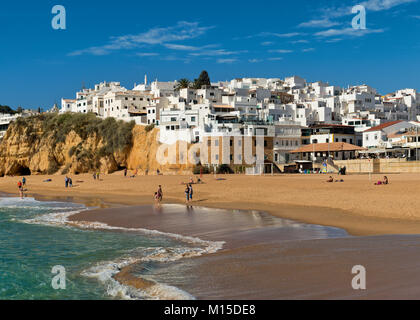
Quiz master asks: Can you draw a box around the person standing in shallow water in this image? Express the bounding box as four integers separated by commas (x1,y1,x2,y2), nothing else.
17,180,23,199
157,185,163,202
185,185,190,203
188,184,193,202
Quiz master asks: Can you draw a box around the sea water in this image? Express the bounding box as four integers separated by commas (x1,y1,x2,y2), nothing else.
0,197,211,300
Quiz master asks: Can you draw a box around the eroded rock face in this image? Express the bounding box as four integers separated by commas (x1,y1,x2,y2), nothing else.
0,120,193,176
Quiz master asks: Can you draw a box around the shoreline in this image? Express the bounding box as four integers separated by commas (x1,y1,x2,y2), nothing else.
2,173,420,236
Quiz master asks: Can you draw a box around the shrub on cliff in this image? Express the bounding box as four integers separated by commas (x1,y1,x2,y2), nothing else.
145,124,155,132
14,113,135,156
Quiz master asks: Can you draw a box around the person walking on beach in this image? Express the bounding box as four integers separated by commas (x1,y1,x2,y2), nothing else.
185,185,190,203
93,172,96,180
17,180,24,199
69,177,73,188
65,176,69,188
188,184,193,202
124,168,128,177
96,172,100,180
22,177,26,187
157,185,163,202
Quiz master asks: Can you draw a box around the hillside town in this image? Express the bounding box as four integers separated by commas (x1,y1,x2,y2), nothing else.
56,72,420,170
2,72,420,173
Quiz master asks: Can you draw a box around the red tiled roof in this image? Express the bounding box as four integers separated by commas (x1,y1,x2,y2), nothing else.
363,120,403,133
290,142,366,153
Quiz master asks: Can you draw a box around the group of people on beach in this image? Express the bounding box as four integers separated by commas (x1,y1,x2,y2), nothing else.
154,185,163,203
92,172,100,180
17,177,26,199
185,184,194,203
375,176,389,185
64,176,73,188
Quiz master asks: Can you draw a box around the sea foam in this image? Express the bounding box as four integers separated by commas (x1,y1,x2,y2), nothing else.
20,201,225,300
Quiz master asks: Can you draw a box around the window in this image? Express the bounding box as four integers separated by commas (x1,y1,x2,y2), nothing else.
191,117,196,122
214,140,219,147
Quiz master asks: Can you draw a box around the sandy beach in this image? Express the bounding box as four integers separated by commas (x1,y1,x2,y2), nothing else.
3,172,420,299
1,172,420,235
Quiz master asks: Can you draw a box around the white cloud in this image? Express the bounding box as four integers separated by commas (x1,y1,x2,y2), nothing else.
291,39,309,44
69,21,212,56
164,43,217,51
322,0,417,19
237,32,304,40
315,27,385,37
261,41,274,46
298,19,340,28
260,32,302,38
325,38,343,43
360,0,417,12
269,49,293,53
268,57,284,61
302,48,315,52
217,58,237,64
190,49,246,57
136,52,159,57
248,59,263,63
412,15,420,19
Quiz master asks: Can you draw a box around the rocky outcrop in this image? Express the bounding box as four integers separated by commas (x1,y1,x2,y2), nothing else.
0,117,193,176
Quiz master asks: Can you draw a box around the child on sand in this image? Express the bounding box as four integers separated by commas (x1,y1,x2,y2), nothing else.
375,176,389,185
154,192,160,203
326,176,334,183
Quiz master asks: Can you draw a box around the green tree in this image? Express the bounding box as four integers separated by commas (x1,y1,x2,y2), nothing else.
0,105,16,114
193,70,211,89
176,78,191,90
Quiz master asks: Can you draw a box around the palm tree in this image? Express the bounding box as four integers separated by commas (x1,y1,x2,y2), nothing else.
176,78,191,90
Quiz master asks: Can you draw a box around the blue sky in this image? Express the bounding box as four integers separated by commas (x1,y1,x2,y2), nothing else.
0,0,419,109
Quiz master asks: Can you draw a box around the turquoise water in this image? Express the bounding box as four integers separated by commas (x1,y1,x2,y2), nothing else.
0,197,191,300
